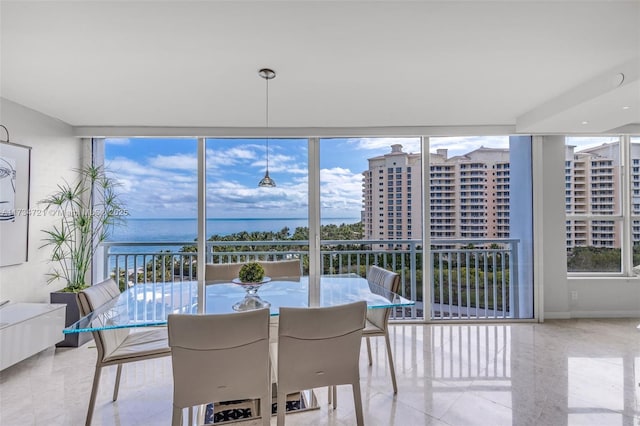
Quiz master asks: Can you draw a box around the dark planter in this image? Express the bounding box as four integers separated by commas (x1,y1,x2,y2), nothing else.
50,291,93,348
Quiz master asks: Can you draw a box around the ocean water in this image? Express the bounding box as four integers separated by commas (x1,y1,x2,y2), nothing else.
107,217,359,249
104,217,359,264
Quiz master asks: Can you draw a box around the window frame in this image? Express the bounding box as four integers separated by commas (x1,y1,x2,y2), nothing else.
566,135,637,277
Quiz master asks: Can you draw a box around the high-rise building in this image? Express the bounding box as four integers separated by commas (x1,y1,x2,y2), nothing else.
362,144,422,249
431,147,511,240
565,141,640,248
362,144,510,247
364,141,639,249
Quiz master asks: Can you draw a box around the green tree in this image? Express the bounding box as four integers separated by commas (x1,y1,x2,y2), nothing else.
567,246,621,272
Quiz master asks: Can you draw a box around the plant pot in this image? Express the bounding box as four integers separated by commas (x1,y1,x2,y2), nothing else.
50,291,93,348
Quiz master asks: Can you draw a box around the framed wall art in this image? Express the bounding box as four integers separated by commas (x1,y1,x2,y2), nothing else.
0,139,32,267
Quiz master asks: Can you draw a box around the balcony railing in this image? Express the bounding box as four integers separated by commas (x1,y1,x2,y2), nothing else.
102,238,520,321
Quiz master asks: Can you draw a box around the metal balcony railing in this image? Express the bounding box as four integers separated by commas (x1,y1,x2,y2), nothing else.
102,238,520,321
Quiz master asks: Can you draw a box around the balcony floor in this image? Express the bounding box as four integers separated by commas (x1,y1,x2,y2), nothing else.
1,319,638,425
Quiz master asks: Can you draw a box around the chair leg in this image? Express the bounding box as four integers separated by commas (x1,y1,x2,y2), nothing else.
195,404,205,425
384,332,398,394
171,406,182,426
352,381,364,426
112,364,123,401
260,396,270,426
332,385,337,409
276,392,286,426
85,365,102,426
366,336,372,366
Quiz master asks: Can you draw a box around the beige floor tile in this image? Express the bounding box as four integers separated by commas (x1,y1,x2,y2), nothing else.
1,318,638,426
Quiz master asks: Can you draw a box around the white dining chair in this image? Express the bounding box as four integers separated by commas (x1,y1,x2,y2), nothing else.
363,265,401,394
168,309,271,426
259,259,302,281
204,262,243,284
77,278,171,426
274,301,367,426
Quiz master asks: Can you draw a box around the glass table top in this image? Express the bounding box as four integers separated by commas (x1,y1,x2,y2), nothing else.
64,275,414,333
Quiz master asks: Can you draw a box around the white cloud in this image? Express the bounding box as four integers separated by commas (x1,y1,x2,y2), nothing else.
319,167,365,217
258,152,307,174
148,154,198,170
105,156,198,217
566,136,619,151
347,137,421,153
107,140,361,219
106,157,166,177
430,136,509,157
344,135,511,158
120,156,362,218
206,146,258,169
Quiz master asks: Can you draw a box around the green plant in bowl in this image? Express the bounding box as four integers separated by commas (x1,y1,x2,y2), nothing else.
238,262,265,283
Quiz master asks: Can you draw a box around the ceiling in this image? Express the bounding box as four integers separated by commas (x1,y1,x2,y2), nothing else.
1,1,639,135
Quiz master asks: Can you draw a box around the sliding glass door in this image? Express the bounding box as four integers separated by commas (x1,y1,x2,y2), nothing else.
428,135,534,320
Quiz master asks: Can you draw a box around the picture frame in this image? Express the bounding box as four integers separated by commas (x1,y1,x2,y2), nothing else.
0,141,31,267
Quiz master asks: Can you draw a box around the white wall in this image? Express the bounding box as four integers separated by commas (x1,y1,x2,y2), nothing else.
0,98,84,303
567,277,640,317
539,135,640,319
538,135,571,318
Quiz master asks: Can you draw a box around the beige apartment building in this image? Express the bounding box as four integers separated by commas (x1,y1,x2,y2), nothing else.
363,141,639,249
362,144,422,249
565,141,640,248
362,144,510,248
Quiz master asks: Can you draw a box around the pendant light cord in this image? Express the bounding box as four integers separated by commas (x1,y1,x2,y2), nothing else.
265,75,270,171
258,68,276,187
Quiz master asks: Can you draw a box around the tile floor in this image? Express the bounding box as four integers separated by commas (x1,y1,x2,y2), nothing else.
1,319,638,426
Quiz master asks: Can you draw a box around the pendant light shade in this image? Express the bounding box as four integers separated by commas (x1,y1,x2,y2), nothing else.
258,68,276,187
258,170,276,187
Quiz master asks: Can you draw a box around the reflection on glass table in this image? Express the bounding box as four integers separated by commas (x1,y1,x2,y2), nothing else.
64,275,414,334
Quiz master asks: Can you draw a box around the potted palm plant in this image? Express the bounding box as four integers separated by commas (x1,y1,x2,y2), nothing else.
41,164,127,346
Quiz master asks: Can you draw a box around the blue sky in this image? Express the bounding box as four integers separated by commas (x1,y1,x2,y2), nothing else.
105,136,513,219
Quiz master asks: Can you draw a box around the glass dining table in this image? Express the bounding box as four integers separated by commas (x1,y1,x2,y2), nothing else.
64,274,414,334
64,274,413,423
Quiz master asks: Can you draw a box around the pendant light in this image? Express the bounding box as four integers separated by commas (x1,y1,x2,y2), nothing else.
258,68,276,187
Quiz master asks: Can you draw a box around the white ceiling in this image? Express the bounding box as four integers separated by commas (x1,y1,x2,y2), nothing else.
1,0,639,135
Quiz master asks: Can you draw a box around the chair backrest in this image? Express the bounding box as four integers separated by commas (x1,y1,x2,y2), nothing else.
277,301,366,393
168,308,270,409
259,260,301,281
204,262,243,284
77,278,129,362
366,265,401,329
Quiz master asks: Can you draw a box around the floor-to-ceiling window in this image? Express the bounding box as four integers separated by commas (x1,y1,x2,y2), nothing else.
97,133,538,321
203,137,309,270
101,137,198,288
427,135,534,320
320,137,423,319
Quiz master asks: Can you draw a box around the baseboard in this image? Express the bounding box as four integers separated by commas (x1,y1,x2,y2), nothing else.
543,312,571,319
544,310,640,319
569,310,640,319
